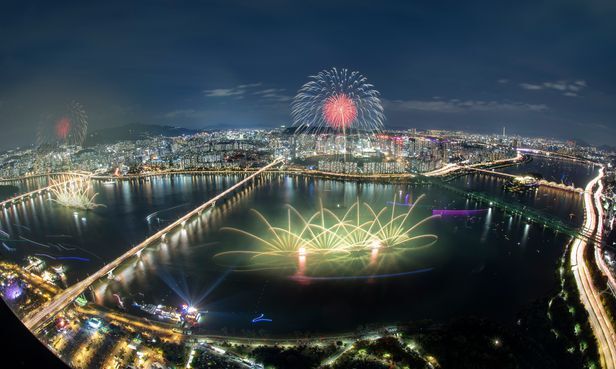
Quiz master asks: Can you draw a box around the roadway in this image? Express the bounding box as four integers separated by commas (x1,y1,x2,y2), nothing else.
592,175,616,295
464,166,585,193
517,147,597,165
570,167,616,369
0,171,91,182
424,152,523,177
462,166,517,178
22,158,284,331
424,152,585,194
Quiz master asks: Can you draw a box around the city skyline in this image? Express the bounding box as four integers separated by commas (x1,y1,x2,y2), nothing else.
2,124,614,369
1,2,616,369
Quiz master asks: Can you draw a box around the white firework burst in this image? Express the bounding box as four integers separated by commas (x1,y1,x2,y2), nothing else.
291,67,385,135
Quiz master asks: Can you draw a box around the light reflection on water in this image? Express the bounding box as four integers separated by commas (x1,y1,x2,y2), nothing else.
0,166,587,334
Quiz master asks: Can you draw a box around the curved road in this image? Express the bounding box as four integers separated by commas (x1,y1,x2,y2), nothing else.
570,167,616,369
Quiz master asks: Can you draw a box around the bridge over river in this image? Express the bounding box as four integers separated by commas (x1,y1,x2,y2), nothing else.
22,158,284,331
0,172,90,209
419,174,592,241
16,156,596,331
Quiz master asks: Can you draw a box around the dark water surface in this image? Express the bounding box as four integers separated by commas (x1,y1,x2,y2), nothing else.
0,158,592,334
499,155,598,187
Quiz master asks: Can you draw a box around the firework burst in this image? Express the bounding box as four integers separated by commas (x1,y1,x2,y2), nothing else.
37,100,89,147
214,195,438,274
291,67,385,135
49,175,102,210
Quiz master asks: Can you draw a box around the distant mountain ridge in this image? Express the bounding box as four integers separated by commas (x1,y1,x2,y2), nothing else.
84,123,201,146
570,138,616,152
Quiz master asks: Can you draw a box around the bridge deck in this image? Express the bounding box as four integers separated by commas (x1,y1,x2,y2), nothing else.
0,173,90,208
22,158,283,331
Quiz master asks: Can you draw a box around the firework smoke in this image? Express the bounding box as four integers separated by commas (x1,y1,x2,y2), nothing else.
37,100,88,148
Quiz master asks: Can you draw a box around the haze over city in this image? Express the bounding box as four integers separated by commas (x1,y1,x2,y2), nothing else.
1,0,616,150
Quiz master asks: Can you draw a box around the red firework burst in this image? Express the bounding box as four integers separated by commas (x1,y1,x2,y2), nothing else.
55,117,71,139
322,93,357,129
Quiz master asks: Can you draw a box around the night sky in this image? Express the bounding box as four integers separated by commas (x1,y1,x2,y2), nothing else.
1,0,615,149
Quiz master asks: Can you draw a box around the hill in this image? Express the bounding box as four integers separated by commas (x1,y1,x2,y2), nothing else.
84,123,200,146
